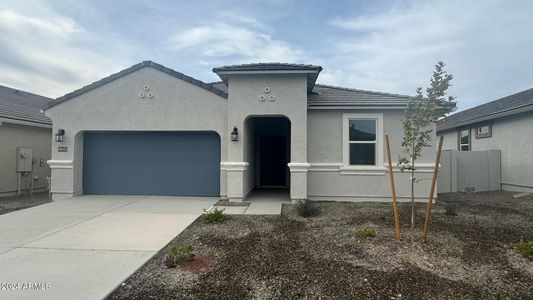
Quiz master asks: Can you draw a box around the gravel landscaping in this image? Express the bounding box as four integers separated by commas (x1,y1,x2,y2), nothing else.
108,191,533,299
0,191,50,215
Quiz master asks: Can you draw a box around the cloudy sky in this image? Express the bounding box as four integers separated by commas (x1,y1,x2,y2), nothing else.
1,0,532,110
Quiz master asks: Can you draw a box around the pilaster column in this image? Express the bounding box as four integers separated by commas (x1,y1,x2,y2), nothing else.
288,162,310,200
221,162,249,202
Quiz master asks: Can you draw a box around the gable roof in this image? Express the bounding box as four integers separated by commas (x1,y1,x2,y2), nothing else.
437,88,533,132
208,82,414,108
308,84,415,108
0,85,52,126
212,63,322,73
212,63,322,92
46,61,228,109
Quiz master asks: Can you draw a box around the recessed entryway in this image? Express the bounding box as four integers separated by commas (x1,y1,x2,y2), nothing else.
245,116,291,191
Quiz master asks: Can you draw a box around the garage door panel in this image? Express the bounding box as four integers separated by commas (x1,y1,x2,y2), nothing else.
83,132,220,196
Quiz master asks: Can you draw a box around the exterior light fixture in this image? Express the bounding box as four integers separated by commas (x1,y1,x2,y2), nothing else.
231,127,239,142
55,128,65,142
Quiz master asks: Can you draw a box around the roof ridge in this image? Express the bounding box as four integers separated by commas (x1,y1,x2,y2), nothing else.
47,61,227,109
314,83,416,99
0,85,53,101
212,62,323,73
444,87,533,118
437,87,533,130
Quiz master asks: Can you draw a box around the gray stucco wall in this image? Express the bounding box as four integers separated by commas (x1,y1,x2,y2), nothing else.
0,122,51,195
439,110,533,193
226,74,308,200
45,67,228,199
307,109,437,201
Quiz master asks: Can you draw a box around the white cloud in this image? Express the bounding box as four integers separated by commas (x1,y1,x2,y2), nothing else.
327,0,533,109
0,8,131,98
168,23,305,63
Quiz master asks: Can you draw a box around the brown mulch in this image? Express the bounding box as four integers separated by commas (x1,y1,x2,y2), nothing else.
108,191,533,300
180,256,215,274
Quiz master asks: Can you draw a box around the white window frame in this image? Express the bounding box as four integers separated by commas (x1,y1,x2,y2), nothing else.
477,126,489,134
342,113,384,168
459,129,470,151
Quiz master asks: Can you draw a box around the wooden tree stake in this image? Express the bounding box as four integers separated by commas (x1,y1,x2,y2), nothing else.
385,135,401,239
423,135,444,241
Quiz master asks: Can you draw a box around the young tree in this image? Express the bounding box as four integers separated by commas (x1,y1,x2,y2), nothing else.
398,62,456,229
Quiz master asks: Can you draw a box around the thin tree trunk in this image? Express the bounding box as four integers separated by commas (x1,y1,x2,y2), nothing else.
411,160,415,229
411,139,416,229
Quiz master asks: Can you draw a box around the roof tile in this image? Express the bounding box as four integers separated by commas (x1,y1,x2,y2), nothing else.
437,88,533,131
0,85,52,125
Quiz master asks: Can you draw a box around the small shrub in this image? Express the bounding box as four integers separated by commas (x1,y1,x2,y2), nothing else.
355,226,377,242
444,201,458,216
203,207,227,224
165,244,195,268
515,240,533,261
164,254,178,268
294,199,320,217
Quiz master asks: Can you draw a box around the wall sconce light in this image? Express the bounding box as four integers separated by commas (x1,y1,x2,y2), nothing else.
231,127,239,142
55,128,65,142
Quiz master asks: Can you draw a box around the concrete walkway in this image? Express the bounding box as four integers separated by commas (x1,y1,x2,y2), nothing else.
0,195,217,300
216,189,291,215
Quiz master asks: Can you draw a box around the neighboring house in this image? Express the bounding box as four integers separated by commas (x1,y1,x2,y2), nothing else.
45,61,437,202
0,85,52,196
437,88,533,193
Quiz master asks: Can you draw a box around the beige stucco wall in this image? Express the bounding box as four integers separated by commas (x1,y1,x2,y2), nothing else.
307,109,437,201
45,67,228,199
439,110,533,192
0,122,51,195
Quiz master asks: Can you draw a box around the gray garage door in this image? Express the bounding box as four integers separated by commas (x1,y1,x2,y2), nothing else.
83,131,220,196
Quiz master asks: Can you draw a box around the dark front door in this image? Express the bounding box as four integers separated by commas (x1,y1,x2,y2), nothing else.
83,131,220,196
259,135,287,186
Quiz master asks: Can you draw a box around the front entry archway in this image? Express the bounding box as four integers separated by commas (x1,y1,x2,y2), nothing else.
245,116,291,191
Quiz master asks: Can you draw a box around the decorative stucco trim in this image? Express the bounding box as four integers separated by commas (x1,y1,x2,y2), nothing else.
308,162,437,175
288,162,311,173
47,160,74,169
221,162,249,171
339,166,387,175
308,195,435,202
308,163,343,172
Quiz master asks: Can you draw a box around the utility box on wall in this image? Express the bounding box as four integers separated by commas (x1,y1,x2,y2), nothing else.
16,147,33,172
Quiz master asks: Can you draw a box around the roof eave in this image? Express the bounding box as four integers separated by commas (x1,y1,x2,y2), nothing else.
46,61,228,110
214,69,322,92
308,105,408,110
0,116,52,128
437,103,533,133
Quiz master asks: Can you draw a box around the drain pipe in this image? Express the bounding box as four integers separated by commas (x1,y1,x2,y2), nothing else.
17,172,21,196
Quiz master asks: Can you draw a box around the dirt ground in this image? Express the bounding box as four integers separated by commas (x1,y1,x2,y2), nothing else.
108,191,533,300
0,191,50,215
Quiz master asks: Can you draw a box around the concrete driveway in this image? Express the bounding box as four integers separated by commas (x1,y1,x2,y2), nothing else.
0,195,217,300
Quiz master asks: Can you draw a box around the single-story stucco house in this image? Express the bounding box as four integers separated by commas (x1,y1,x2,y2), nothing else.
0,85,52,196
45,61,438,202
437,88,533,193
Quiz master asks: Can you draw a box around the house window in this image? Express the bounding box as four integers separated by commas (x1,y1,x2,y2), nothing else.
475,124,492,139
477,126,489,134
459,129,470,151
343,113,383,167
